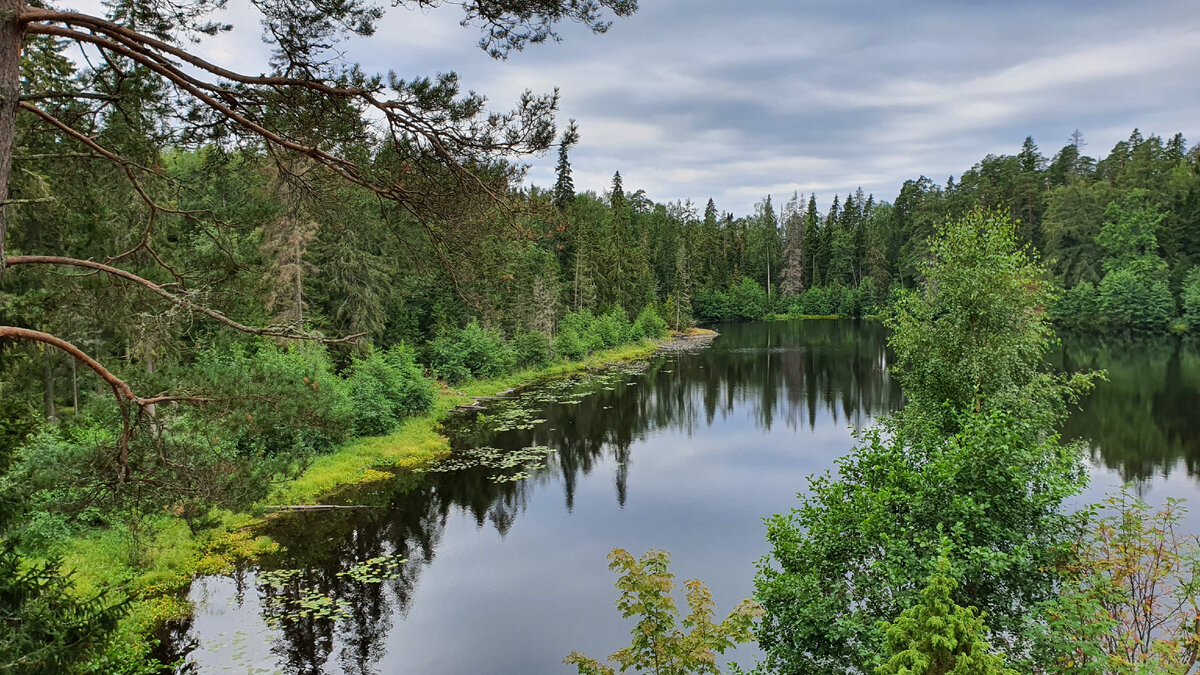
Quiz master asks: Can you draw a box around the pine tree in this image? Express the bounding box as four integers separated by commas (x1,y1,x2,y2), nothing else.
553,120,579,211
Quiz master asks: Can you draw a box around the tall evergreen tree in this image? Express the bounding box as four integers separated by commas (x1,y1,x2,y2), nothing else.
553,120,579,211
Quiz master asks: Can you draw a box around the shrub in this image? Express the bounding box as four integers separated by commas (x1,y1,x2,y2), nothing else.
1098,265,1174,331
564,548,762,675
876,553,1017,675
195,343,353,456
755,412,1084,675
595,308,631,348
347,344,435,436
1183,266,1200,331
838,286,859,317
1052,281,1099,328
512,331,551,369
633,305,668,340
0,539,126,674
426,320,515,382
1032,490,1200,673
692,288,730,323
729,277,767,320
560,310,596,337
553,328,587,361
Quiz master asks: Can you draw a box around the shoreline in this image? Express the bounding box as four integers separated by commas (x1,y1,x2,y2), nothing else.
70,334,706,669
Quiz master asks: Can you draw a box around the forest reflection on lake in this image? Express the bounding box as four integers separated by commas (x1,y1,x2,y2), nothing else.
176,321,1200,675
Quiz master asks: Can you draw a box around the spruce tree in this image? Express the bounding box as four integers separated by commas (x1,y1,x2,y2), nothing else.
553,120,579,211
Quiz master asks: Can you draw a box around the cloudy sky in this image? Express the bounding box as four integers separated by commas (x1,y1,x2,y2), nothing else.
79,0,1200,215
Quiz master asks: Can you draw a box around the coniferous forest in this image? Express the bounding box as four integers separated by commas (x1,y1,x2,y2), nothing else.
3,1,1200,673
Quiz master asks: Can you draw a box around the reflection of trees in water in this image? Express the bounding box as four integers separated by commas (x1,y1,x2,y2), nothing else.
220,320,903,674
1053,334,1200,485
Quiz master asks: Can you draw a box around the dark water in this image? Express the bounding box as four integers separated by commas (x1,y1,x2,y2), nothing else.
177,321,1200,674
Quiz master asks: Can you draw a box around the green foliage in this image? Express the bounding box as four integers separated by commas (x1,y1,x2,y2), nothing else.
1184,266,1200,331
0,540,126,674
1052,281,1100,328
427,320,516,383
192,343,353,457
876,553,1017,675
347,344,435,436
1097,265,1175,331
600,308,634,348
754,412,1084,674
633,305,668,340
553,328,588,361
886,210,1092,434
564,548,763,675
1093,191,1177,331
728,277,767,321
1031,490,1200,674
692,288,731,323
512,330,552,369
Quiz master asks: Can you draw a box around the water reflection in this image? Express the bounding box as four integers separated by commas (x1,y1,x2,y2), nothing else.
1054,334,1200,485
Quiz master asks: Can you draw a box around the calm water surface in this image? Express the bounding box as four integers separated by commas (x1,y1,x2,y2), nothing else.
175,320,1200,674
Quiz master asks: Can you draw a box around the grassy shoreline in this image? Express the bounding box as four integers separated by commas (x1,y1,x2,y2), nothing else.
61,338,669,670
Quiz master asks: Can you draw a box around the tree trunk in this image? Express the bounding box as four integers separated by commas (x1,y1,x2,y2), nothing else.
0,0,26,280
294,237,303,328
70,354,77,412
42,348,55,422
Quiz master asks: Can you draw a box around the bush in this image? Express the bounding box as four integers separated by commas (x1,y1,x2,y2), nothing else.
800,286,832,315
1098,265,1174,331
0,540,126,674
692,288,730,322
564,548,762,675
553,328,587,361
595,308,631,348
512,331,551,369
560,310,596,337
347,344,434,436
195,343,353,457
729,277,767,320
633,305,668,340
837,286,859,317
1183,266,1200,331
1052,281,1099,328
755,412,1084,675
426,320,515,383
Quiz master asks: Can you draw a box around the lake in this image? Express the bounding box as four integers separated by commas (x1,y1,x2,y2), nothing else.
174,320,1200,674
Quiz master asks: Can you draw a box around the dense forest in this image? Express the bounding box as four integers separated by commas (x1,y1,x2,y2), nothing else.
2,0,1200,672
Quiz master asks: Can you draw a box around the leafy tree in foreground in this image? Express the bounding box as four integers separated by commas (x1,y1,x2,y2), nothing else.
876,553,1016,675
756,210,1095,674
564,548,762,675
